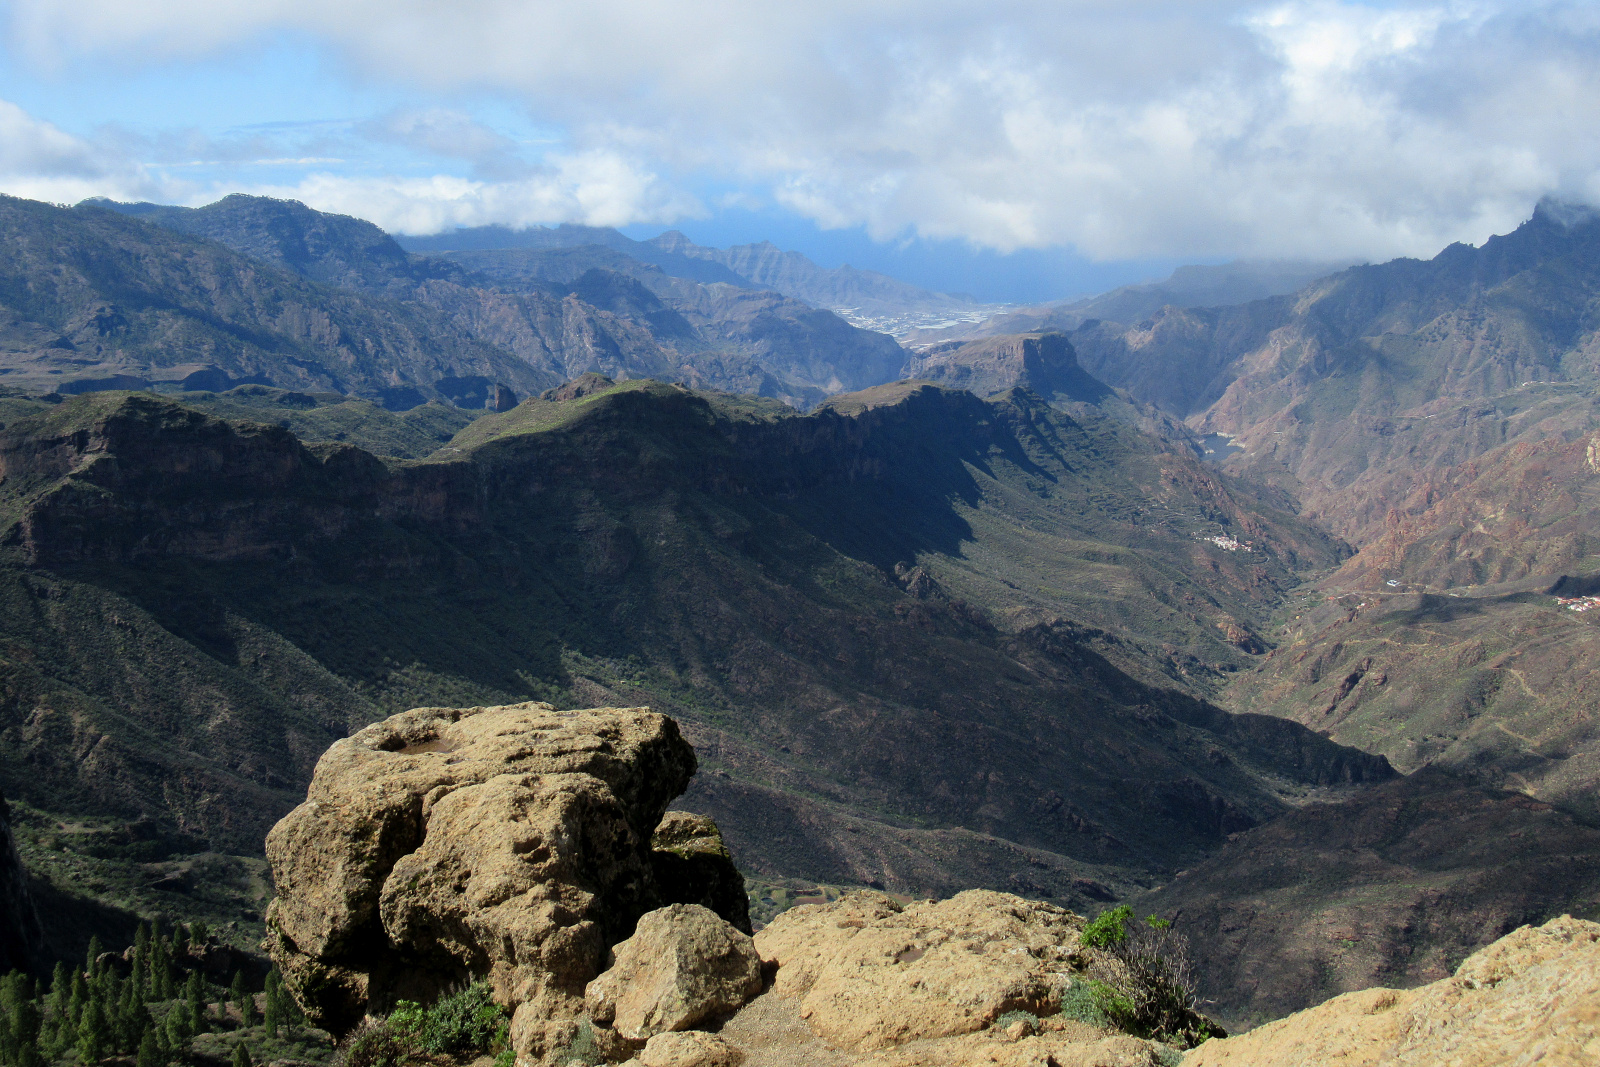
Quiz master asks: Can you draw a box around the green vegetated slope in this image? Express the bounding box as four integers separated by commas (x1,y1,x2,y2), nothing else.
0,383,1387,918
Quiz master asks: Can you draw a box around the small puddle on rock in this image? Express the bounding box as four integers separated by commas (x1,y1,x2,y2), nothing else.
399,738,456,755
894,947,926,964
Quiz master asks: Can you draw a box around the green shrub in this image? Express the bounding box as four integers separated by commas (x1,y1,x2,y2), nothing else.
388,983,507,1057
551,1020,603,1067
1080,905,1134,950
1058,978,1135,1030
1077,909,1220,1048
334,1019,410,1067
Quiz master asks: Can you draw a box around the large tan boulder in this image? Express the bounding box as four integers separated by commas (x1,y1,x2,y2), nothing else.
1185,914,1600,1067
265,701,731,1066
754,889,1089,1052
586,903,764,1041
638,1030,741,1067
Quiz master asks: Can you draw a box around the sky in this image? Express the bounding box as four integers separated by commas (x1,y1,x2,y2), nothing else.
1,0,1598,303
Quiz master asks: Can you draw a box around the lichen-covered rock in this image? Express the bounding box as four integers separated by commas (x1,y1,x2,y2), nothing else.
639,1030,742,1067
651,812,752,934
755,889,1087,1052
1185,914,1600,1067
585,903,763,1041
264,701,702,1065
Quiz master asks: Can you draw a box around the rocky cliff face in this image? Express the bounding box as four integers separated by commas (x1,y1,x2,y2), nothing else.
903,333,1112,404
0,789,42,973
265,701,748,1063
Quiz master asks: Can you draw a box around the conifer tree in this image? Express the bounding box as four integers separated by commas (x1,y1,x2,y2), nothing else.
117,978,150,1053
150,938,173,1000
15,1041,39,1067
162,1003,190,1052
229,972,255,1029
0,973,17,1064
172,924,188,956
77,995,109,1063
231,1041,252,1067
261,970,282,1040
67,972,88,1031
132,924,151,1001
1,972,40,1053
136,1026,163,1067
84,936,103,980
184,971,206,1035
42,963,70,1057
189,922,207,948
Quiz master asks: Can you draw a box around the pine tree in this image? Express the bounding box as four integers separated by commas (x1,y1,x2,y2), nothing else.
132,924,151,1002
231,1041,253,1067
189,922,208,948
0,973,18,1065
15,1041,39,1067
77,995,109,1064
260,971,279,1040
150,938,173,1001
85,937,103,980
184,972,206,1035
162,1003,190,1053
41,963,70,1058
229,972,255,1029
1,971,40,1054
136,1026,164,1067
67,972,88,1031
172,924,188,956
117,978,151,1054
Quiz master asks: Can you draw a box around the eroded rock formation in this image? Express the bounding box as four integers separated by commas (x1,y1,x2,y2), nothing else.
264,701,747,1065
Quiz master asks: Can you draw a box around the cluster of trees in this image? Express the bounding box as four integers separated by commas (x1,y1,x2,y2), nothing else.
0,923,303,1067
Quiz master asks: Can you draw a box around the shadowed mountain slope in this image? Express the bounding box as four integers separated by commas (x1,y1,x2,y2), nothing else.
0,383,1380,909
1132,768,1600,1029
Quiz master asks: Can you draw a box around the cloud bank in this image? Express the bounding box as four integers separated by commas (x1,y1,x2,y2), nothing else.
5,0,1600,260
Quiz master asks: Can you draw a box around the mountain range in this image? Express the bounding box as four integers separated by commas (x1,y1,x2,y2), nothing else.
397,222,993,329
3,192,1600,1035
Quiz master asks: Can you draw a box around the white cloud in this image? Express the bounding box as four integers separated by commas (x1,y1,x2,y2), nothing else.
6,1,1600,258
0,99,167,204
235,151,703,234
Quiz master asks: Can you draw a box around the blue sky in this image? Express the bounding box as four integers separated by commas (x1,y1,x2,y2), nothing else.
1,1,1597,303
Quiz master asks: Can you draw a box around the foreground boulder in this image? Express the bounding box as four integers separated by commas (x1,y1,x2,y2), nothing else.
264,701,745,1066
585,903,763,1042
1186,914,1600,1067
746,889,1217,1063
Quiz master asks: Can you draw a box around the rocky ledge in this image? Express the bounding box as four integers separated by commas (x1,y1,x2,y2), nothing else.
1187,913,1600,1067
267,702,1596,1067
